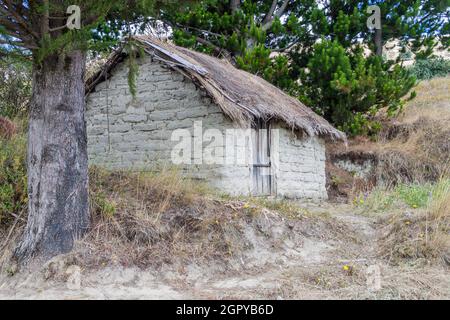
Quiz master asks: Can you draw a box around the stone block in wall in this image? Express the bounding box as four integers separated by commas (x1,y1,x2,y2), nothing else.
87,91,103,100
92,114,107,125
184,97,207,109
122,132,150,143
146,73,172,82
207,105,223,114
176,107,208,120
166,118,196,130
126,103,147,114
144,103,156,112
123,114,147,123
113,94,132,107
87,97,111,110
145,130,172,141
109,133,124,144
110,105,127,115
120,152,147,163
109,124,131,133
171,72,185,82
157,81,180,91
133,123,157,132
148,110,176,121
171,87,198,100
135,83,156,93
202,113,225,125
154,100,182,111
87,126,106,136
113,142,138,152
88,144,107,155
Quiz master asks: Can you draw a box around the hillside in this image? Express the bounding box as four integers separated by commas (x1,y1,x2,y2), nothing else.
0,77,449,300
328,76,450,199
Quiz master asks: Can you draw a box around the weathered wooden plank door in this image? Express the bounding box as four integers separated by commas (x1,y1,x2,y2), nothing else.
252,120,273,196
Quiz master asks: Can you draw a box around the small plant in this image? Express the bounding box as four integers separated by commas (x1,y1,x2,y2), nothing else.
394,183,433,209
353,189,395,212
0,59,31,119
356,181,440,212
340,112,382,137
428,178,450,221
378,178,450,263
92,192,117,218
0,129,27,227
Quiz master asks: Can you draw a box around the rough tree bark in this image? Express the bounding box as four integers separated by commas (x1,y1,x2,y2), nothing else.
15,50,90,263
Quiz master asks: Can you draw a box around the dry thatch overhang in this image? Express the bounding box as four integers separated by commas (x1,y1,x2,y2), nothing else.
86,36,346,142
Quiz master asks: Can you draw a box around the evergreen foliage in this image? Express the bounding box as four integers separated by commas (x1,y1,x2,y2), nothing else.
409,57,450,79
0,59,31,119
166,0,449,135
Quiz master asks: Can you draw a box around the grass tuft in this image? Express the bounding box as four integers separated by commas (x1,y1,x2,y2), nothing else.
362,178,450,264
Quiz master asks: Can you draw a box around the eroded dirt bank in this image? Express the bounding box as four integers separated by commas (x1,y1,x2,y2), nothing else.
1,203,449,300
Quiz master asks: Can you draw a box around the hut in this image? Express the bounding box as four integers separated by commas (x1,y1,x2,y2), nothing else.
85,36,345,199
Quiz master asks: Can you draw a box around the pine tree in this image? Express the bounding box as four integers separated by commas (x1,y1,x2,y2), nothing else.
165,0,449,134
0,0,192,263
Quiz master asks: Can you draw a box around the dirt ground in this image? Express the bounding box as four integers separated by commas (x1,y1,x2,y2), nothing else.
1,202,448,300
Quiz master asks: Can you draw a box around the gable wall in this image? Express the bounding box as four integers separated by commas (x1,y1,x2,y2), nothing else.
86,57,252,195
274,125,327,200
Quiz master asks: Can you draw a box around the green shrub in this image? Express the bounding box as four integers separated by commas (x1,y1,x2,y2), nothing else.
340,111,382,137
299,40,416,135
0,132,27,227
355,181,441,212
0,59,31,118
91,191,117,218
353,189,396,212
409,57,450,80
394,183,433,208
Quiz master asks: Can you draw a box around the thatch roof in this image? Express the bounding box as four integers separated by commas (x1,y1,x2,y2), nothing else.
86,36,345,141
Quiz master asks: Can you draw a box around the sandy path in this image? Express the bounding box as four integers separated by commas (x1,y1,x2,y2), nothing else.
1,204,449,300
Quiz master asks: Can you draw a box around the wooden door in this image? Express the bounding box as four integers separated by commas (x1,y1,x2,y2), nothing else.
252,120,273,196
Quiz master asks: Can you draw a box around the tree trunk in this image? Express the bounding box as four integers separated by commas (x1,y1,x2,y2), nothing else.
15,50,90,263
375,28,383,57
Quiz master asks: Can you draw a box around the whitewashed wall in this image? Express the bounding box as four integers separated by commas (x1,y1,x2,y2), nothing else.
273,125,328,200
86,57,252,195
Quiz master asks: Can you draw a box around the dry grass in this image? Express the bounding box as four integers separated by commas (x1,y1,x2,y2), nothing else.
81,166,244,268
426,179,450,261
375,77,450,184
0,116,17,139
267,263,450,299
0,162,352,275
328,76,450,190
77,167,347,270
342,119,450,186
398,76,450,124
361,178,450,265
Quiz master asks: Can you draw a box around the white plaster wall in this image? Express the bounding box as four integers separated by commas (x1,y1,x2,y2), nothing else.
274,125,328,200
86,57,252,195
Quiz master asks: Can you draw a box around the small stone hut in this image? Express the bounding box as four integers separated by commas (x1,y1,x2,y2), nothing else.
85,36,345,199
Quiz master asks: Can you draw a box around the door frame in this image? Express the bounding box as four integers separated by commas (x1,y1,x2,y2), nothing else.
251,119,275,196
